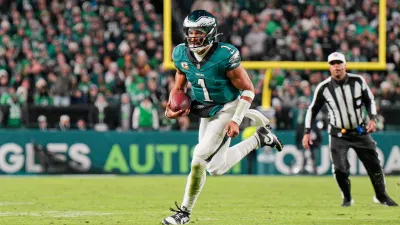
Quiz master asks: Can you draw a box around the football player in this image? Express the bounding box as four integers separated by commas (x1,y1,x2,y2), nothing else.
162,10,283,224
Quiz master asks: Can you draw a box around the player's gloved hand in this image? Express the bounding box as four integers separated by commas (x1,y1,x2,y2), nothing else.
225,121,239,138
366,120,376,133
302,134,313,150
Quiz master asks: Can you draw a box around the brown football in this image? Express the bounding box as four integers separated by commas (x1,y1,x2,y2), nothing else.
170,91,191,112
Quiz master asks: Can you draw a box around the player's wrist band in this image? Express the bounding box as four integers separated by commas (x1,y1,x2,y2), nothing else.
241,90,255,99
370,115,377,122
304,128,311,134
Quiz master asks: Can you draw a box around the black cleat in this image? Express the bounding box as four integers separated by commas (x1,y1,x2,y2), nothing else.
256,125,283,151
341,198,354,207
374,195,398,206
162,201,191,224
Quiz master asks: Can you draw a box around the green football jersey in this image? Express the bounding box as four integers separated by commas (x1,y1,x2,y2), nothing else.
172,42,241,105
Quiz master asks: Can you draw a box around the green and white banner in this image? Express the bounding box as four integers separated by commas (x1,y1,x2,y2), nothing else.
0,130,398,175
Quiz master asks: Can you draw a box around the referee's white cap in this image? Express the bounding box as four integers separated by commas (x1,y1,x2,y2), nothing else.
328,52,346,64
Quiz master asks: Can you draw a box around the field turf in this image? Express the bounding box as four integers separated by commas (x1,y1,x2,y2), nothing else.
0,176,399,225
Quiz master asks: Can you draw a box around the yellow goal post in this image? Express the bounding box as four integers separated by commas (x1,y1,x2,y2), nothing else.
163,0,387,108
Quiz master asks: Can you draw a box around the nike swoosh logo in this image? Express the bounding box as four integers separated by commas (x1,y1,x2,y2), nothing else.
266,135,271,143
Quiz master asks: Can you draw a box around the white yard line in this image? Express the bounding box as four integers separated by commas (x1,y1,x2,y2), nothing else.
0,202,34,206
0,212,41,217
45,211,116,217
0,211,118,217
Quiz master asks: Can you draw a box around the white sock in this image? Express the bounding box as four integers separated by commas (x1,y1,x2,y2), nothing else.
211,135,259,175
181,164,206,212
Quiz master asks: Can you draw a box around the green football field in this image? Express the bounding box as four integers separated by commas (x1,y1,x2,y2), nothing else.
0,176,399,225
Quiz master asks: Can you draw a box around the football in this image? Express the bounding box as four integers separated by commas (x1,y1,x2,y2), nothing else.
170,91,191,112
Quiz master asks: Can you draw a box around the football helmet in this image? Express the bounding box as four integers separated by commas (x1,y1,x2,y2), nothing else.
183,10,219,53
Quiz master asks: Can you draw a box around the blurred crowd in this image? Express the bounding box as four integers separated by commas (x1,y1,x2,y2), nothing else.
213,0,400,67
267,69,400,131
0,0,399,131
201,0,400,130
0,0,178,130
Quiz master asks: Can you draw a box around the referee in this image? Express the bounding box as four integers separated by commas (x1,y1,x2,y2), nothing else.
302,52,398,207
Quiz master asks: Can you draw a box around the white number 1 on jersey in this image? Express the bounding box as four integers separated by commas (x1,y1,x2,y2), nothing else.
198,78,213,102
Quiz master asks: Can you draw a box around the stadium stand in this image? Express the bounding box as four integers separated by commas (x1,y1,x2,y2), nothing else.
0,0,399,130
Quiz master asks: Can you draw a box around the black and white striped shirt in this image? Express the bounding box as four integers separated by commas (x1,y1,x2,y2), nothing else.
305,73,377,132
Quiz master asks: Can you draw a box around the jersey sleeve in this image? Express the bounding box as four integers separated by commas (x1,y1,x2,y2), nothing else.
223,44,241,71
304,83,326,131
360,76,377,118
172,44,185,72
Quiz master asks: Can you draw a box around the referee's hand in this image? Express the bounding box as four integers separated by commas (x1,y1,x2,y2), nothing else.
302,134,313,150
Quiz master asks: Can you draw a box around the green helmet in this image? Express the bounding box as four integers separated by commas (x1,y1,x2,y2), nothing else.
183,10,219,53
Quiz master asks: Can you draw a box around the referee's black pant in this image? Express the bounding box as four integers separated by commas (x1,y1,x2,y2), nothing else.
330,134,387,201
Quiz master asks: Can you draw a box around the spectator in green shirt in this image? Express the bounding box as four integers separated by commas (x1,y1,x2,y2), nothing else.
132,97,159,131
0,87,15,105
34,78,52,106
7,94,23,128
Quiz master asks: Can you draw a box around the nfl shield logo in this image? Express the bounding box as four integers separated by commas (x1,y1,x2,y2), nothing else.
181,62,189,70
197,64,200,69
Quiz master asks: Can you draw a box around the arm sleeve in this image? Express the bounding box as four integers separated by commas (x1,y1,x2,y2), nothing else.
360,77,377,119
304,84,326,132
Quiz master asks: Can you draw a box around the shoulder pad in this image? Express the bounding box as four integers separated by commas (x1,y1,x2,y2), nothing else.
219,43,239,57
219,43,241,70
172,44,185,62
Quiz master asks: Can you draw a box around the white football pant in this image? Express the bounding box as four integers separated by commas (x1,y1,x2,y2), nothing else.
194,99,270,174
181,99,270,212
